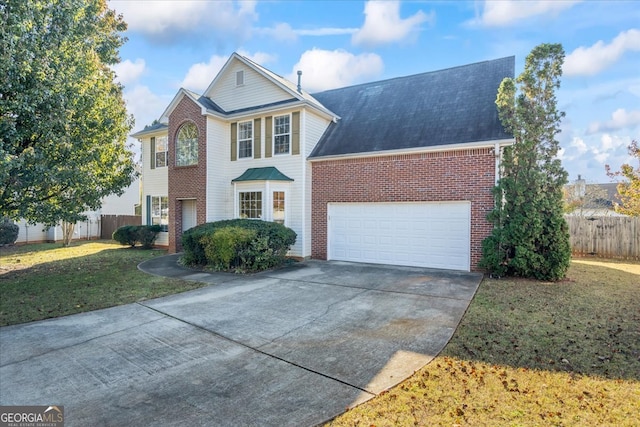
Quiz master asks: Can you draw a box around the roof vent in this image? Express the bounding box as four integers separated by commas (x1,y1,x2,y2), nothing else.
296,70,302,93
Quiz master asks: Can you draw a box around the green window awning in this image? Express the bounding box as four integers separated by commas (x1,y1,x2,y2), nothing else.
232,167,294,182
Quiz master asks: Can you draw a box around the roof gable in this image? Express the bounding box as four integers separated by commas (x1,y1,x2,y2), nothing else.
309,56,515,158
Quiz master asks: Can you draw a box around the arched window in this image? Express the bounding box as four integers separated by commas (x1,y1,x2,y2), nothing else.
175,122,198,166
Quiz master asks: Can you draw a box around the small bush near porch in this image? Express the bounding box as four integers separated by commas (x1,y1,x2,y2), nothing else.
181,219,296,272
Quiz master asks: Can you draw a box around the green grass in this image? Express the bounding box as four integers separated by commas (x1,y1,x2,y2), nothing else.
0,241,206,326
328,258,640,426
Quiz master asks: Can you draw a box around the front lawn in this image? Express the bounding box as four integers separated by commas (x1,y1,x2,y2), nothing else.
0,241,206,326
328,258,640,426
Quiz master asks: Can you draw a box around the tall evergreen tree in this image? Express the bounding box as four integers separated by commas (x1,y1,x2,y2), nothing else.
480,43,571,281
0,0,135,245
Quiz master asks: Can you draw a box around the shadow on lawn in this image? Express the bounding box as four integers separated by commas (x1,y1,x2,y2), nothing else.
0,243,197,326
442,260,640,382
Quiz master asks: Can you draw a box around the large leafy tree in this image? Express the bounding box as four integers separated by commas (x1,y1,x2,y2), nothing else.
0,0,135,244
606,140,640,216
480,43,571,281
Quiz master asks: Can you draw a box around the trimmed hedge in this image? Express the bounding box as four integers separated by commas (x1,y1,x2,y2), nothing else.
0,220,19,246
112,225,162,248
182,219,296,272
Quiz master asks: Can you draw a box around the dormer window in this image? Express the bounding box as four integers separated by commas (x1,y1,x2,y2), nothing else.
236,70,244,86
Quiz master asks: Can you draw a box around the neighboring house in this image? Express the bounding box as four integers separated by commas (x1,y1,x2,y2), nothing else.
14,174,141,244
565,175,626,217
131,53,514,271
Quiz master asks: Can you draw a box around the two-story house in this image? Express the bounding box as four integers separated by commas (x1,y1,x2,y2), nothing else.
132,52,514,271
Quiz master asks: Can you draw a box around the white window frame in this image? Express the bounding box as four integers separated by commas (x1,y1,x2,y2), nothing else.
271,189,287,225
151,195,169,231
238,120,253,159
154,136,168,168
238,190,263,219
273,114,291,155
176,122,198,166
234,183,289,225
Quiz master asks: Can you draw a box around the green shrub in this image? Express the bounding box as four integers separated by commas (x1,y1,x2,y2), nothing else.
112,225,138,247
201,227,256,270
182,219,296,272
138,225,162,249
112,225,162,248
0,219,19,245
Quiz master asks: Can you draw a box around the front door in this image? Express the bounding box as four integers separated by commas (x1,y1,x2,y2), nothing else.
182,200,197,233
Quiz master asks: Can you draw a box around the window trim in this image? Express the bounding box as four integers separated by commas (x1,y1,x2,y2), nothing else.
271,189,287,225
149,195,169,232
272,113,291,156
234,183,289,225
237,120,253,159
238,190,263,219
175,122,198,167
154,135,168,168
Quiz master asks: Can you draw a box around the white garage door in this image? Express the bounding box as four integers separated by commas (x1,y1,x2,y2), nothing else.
328,202,471,271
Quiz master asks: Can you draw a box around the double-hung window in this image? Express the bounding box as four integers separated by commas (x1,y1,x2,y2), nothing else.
239,191,262,219
176,122,198,166
154,136,168,168
151,196,169,231
273,114,290,155
272,191,285,224
238,121,252,159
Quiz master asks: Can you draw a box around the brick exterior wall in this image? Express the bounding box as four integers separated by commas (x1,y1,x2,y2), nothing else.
168,96,207,253
311,148,496,271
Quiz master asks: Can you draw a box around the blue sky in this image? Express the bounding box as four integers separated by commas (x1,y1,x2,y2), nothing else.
108,0,640,184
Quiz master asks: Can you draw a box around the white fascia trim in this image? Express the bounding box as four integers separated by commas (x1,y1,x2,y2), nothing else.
130,127,168,139
308,138,515,162
206,100,337,123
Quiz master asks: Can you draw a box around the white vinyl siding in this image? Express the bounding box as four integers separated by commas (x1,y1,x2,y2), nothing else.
206,61,292,113
141,133,169,246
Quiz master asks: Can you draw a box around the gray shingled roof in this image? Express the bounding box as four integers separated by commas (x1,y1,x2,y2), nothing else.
309,56,515,158
130,122,168,138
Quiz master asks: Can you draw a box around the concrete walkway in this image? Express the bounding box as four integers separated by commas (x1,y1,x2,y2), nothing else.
0,255,482,426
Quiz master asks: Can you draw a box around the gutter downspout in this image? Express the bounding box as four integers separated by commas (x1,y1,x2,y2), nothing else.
494,142,501,186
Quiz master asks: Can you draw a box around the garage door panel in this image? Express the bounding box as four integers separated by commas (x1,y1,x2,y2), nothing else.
328,202,470,271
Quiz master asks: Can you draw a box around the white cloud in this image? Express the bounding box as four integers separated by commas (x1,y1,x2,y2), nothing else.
110,0,257,42
288,49,384,92
588,108,640,133
125,85,172,129
564,29,640,76
570,137,588,154
352,0,433,47
297,27,359,36
256,23,358,42
111,58,146,86
469,0,580,27
256,23,298,42
181,51,276,93
123,85,174,160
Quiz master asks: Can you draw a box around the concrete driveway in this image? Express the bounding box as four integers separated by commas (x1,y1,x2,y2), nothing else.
0,255,482,426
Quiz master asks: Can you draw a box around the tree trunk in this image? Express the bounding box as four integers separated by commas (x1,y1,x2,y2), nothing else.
61,221,75,247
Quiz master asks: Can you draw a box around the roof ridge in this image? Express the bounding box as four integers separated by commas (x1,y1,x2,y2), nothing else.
312,56,515,96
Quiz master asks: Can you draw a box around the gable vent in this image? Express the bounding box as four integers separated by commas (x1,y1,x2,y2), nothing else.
236,70,244,86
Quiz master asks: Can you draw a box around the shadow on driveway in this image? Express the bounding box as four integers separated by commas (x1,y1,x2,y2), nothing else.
0,255,482,426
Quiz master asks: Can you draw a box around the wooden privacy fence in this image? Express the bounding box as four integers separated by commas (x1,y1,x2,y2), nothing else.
101,215,141,240
566,216,640,259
